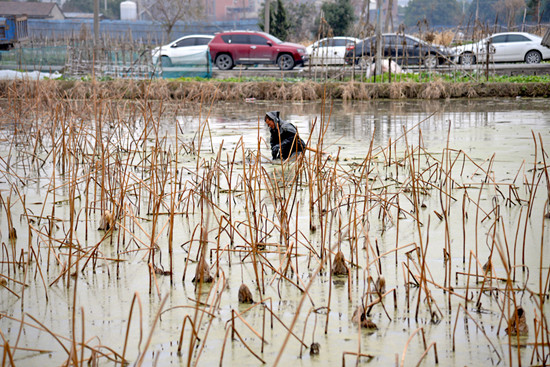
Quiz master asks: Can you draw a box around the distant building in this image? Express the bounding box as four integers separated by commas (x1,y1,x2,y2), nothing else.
37,0,68,7
204,0,258,22
0,1,65,20
64,12,105,20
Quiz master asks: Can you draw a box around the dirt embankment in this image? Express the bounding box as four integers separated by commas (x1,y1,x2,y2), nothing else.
0,79,549,101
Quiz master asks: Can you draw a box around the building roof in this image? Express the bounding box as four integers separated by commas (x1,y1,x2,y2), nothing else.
64,12,104,20
0,2,63,19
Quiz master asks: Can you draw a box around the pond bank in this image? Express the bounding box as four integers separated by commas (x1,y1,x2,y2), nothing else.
1,79,549,101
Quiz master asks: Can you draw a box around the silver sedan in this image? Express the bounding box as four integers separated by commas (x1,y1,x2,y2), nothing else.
453,32,550,65
307,37,361,65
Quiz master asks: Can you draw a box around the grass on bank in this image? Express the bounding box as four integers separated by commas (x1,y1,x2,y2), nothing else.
18,70,547,100
53,73,550,84
357,72,550,83
162,72,550,84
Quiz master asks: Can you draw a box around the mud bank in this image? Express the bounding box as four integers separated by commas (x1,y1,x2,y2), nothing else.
1,79,549,101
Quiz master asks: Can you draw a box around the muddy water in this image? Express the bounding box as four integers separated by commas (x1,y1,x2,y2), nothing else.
0,98,549,366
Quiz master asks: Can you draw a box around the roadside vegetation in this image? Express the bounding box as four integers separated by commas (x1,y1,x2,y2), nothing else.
350,71,550,83
1,73,549,101
167,72,550,84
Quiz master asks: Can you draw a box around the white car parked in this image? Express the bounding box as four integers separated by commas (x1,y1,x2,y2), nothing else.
453,32,550,65
307,37,361,65
152,34,214,67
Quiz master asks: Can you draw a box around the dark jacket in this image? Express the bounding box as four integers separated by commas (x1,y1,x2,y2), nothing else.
266,111,305,160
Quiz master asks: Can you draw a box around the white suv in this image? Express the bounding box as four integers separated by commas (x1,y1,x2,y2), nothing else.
152,35,214,67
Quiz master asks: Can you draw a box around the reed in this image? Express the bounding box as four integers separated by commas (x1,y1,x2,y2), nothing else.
0,79,547,367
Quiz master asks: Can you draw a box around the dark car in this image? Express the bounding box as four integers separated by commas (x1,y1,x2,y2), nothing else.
345,34,455,67
208,31,308,70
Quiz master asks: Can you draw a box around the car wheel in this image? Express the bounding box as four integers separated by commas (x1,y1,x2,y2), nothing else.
424,54,438,68
525,50,542,64
277,54,295,70
216,54,234,70
160,56,172,67
460,53,476,66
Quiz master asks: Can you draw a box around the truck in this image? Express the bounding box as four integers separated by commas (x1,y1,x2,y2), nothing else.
0,15,28,51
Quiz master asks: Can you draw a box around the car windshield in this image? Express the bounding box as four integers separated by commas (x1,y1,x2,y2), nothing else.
405,34,422,43
263,33,283,44
357,37,373,46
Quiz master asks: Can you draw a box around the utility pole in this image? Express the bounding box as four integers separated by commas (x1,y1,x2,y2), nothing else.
375,0,382,76
94,0,100,77
94,0,99,45
264,0,270,33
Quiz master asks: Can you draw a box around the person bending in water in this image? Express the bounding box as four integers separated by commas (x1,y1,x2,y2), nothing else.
265,111,306,160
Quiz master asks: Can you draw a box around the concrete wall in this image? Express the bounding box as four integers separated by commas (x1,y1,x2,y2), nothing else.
28,18,260,44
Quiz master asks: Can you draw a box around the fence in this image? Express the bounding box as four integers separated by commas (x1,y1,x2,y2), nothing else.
0,40,212,79
0,18,250,78
0,45,66,72
1,20,548,81
27,19,260,45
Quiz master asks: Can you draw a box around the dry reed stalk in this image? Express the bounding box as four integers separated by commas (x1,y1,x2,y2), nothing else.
538,133,550,217
1,339,15,366
134,295,168,366
183,230,220,363
255,300,308,349
341,351,374,366
414,342,438,367
121,293,143,364
240,143,266,297
227,321,266,364
192,271,227,365
451,303,501,361
402,128,439,322
176,315,201,356
272,245,330,366
2,76,549,366
441,123,453,308
68,241,79,366
400,327,438,367
298,307,324,358
487,228,530,364
226,308,267,344
538,214,549,359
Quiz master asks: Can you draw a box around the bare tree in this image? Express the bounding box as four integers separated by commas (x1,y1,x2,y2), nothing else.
383,0,394,32
144,0,204,41
494,0,525,29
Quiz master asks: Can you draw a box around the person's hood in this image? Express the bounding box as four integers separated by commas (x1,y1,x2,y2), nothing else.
266,111,281,125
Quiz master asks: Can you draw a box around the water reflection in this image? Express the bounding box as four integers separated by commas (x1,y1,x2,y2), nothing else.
191,98,550,157
0,97,549,367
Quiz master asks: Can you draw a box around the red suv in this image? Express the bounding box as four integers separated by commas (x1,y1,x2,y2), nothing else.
208,31,308,70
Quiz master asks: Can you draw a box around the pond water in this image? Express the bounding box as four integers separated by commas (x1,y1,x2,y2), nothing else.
0,97,549,366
